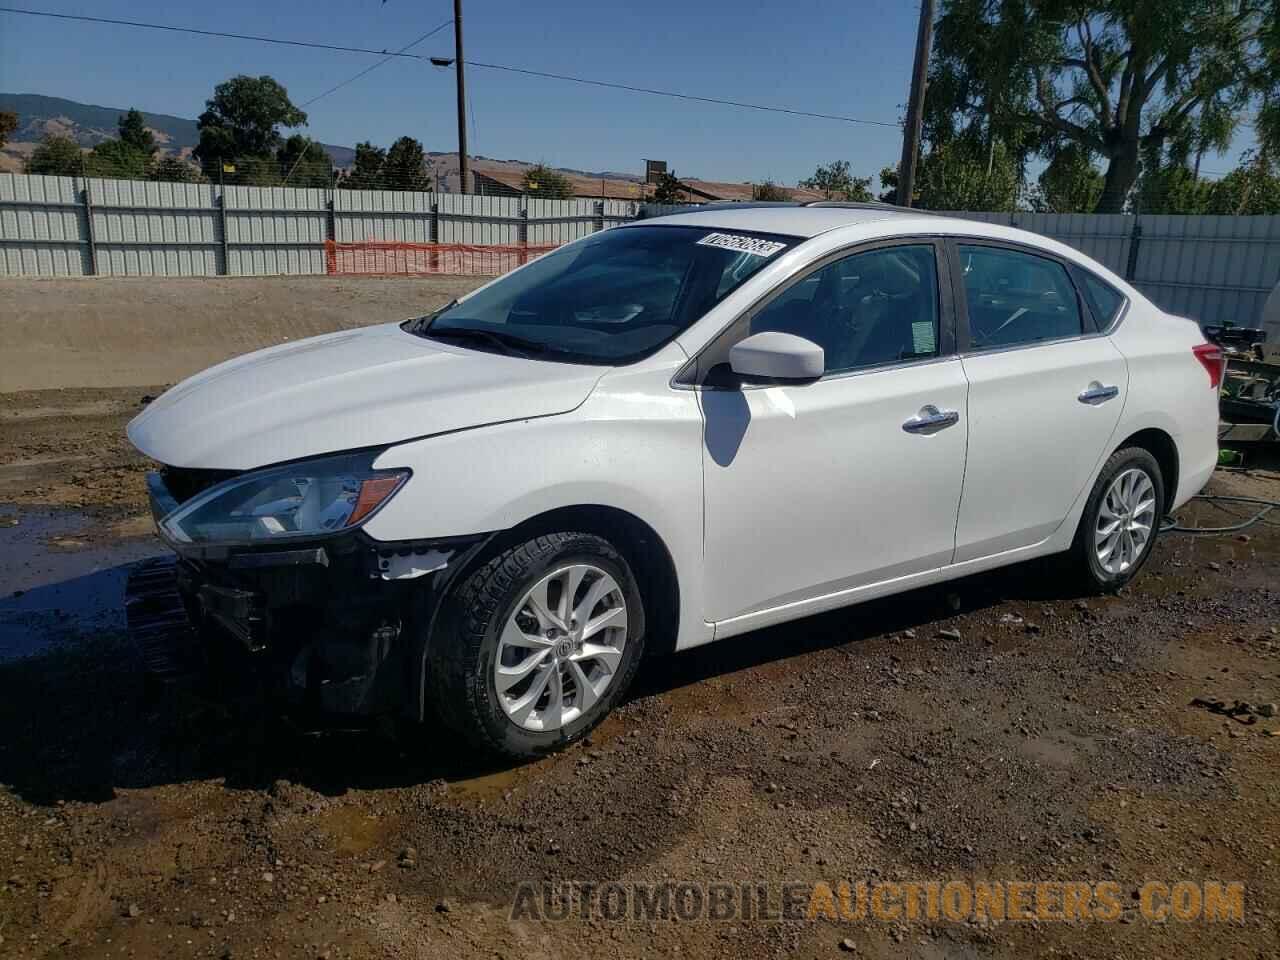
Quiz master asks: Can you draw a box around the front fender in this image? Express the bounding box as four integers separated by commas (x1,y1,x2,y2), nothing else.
364,367,708,650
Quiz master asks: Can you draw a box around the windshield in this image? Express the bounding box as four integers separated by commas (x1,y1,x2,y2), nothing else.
406,225,800,364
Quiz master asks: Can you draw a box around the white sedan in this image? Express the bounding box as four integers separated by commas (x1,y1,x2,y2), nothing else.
128,204,1221,757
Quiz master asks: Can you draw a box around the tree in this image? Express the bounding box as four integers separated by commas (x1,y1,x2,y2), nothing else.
891,136,1019,210
193,75,307,179
1205,150,1280,213
1133,160,1214,212
928,0,1280,212
277,134,334,188
651,170,686,203
383,136,432,191
800,160,873,200
85,139,148,179
149,156,203,183
0,110,17,151
118,108,156,156
342,141,387,189
752,181,792,201
522,163,572,198
1032,144,1105,211
25,135,83,176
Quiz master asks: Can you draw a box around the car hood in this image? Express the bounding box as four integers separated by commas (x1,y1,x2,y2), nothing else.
127,322,606,470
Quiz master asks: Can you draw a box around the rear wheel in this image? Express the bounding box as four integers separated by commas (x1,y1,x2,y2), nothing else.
429,532,645,758
1069,447,1164,593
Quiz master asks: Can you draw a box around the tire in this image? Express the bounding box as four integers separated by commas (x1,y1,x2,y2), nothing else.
428,532,646,758
1068,446,1165,593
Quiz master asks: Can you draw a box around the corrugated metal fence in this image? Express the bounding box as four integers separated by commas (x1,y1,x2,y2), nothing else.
0,172,641,281
940,210,1280,328
3,172,1278,327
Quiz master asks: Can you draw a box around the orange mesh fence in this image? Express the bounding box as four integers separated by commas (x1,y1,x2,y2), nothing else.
325,240,561,277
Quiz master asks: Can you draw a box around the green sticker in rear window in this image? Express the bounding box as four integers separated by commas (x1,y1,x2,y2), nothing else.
696,233,787,258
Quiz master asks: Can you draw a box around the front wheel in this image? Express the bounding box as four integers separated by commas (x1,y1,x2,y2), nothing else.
1068,446,1165,593
428,532,645,758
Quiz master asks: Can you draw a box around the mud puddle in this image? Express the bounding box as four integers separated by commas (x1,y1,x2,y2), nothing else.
0,503,163,663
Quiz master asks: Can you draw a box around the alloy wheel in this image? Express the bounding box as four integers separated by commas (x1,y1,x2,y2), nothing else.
494,563,628,731
1094,467,1157,575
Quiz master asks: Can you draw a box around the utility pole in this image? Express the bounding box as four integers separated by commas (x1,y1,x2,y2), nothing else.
896,0,935,208
453,0,469,194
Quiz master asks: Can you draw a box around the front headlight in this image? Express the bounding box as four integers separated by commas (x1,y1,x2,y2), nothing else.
160,451,409,546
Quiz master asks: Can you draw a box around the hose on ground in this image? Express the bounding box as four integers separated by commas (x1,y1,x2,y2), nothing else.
1162,494,1279,535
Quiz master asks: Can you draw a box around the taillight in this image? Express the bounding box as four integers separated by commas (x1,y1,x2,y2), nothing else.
1192,343,1224,389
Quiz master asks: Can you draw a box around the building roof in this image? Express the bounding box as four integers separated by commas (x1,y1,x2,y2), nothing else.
471,166,831,204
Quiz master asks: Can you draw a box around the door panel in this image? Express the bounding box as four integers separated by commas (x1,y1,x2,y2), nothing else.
701,359,969,623
954,338,1128,561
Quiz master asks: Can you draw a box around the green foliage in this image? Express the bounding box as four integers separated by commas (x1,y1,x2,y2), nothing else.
148,156,203,183
1205,154,1280,214
878,165,906,205
25,134,83,176
929,0,1280,212
383,137,432,191
1134,163,1214,213
85,138,149,179
0,110,17,151
752,181,792,201
118,108,155,156
194,75,307,171
914,137,1020,211
522,163,572,199
277,135,334,188
342,141,388,189
1032,146,1105,212
799,160,872,201
651,170,685,203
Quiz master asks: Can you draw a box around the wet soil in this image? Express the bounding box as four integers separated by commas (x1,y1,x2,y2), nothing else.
0,396,1278,959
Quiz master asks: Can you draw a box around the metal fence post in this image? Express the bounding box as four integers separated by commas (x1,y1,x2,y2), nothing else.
519,199,529,264
595,200,605,234
1125,220,1143,282
217,191,230,276
81,175,99,276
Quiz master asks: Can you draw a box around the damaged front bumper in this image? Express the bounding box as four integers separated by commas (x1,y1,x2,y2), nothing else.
129,470,487,719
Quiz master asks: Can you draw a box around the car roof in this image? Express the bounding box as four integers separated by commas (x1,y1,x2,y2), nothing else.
629,202,955,239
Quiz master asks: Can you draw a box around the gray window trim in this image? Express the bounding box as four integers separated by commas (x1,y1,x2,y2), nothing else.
674,236,956,389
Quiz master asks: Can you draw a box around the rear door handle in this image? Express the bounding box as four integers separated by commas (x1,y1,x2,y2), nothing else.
1078,382,1120,405
902,404,960,435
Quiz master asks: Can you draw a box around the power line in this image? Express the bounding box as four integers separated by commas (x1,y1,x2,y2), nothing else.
0,5,901,129
459,60,901,128
300,20,452,108
0,5,432,59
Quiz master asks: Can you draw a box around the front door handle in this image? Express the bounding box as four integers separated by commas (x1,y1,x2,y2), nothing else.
1078,382,1120,405
903,404,960,435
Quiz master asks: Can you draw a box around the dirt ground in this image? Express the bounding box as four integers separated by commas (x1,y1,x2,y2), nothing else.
2,381,1280,957
0,276,485,393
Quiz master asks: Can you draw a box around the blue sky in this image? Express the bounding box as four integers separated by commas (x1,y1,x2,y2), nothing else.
0,0,1256,186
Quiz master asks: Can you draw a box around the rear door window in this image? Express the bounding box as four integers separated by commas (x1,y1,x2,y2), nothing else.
958,245,1084,350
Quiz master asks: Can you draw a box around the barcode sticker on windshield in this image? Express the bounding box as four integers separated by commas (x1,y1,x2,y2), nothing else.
696,233,787,258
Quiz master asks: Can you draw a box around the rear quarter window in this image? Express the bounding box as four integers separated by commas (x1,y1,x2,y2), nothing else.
1078,271,1126,330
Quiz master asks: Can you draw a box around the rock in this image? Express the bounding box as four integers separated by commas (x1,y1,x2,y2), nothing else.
937,628,962,641
1111,655,1125,665
399,846,417,861
1025,623,1042,634
435,898,452,913
262,872,274,884
369,860,387,873
766,782,780,794
999,613,1024,625
839,938,858,952
1257,703,1277,718
1208,561,1222,571
385,893,398,904
902,629,916,640
1237,534,1251,543
127,904,141,919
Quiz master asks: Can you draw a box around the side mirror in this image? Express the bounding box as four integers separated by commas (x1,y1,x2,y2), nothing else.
729,332,824,382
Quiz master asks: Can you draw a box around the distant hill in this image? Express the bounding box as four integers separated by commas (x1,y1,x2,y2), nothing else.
0,93,355,169
0,93,652,189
